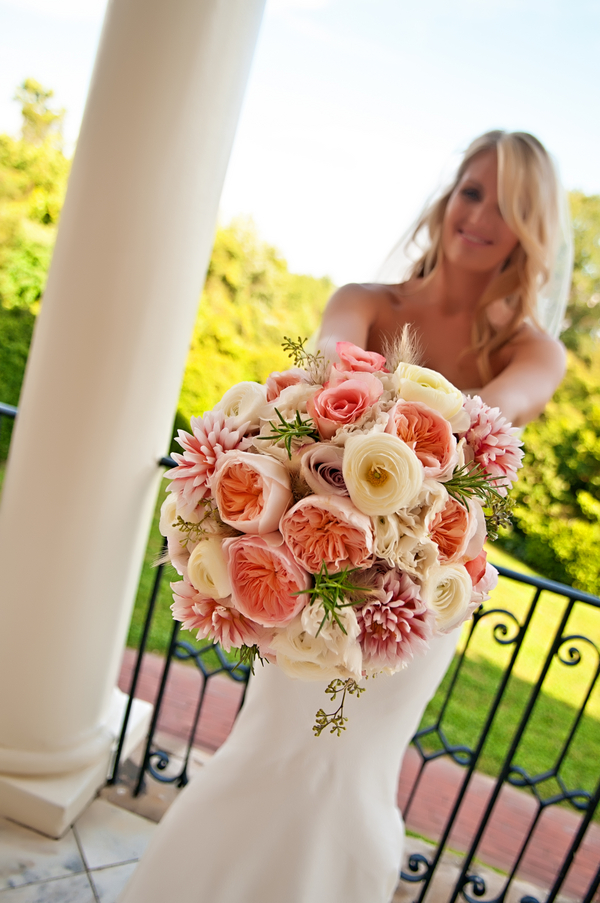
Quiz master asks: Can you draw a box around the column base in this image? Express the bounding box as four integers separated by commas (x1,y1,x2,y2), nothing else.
0,692,152,838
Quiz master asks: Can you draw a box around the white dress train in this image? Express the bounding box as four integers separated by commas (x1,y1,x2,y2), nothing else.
119,630,458,903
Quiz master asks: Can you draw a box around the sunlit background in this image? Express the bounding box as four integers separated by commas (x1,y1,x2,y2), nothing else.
1,0,599,598
0,0,598,285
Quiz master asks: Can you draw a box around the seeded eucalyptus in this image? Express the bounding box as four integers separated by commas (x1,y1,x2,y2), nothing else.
313,679,366,737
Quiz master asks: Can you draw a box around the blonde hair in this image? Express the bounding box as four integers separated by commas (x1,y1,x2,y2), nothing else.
407,130,560,384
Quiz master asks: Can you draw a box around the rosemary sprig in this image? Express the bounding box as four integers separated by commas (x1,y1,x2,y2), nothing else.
445,462,507,507
256,407,320,459
295,563,371,636
313,678,366,737
444,462,513,541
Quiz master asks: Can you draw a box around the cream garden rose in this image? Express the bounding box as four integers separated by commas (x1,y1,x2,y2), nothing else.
270,604,362,681
213,381,267,430
342,432,423,516
187,537,232,599
422,563,473,634
394,363,464,421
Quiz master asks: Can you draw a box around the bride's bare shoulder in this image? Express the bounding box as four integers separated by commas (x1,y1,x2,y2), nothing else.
325,281,396,312
319,283,398,351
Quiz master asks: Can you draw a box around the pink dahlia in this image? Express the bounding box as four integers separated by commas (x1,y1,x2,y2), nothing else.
171,576,268,651
166,411,251,518
462,396,523,494
357,568,434,670
170,578,209,633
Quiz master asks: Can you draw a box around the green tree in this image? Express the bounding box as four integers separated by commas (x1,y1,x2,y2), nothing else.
0,82,70,455
501,347,600,594
14,78,64,147
562,192,600,355
175,219,333,441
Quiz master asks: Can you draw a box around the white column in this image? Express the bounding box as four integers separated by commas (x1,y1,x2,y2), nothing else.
0,0,266,836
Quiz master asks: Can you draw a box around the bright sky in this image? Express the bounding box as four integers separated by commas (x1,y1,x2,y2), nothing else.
0,0,599,286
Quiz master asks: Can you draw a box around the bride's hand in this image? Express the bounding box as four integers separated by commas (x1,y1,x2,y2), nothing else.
476,326,566,426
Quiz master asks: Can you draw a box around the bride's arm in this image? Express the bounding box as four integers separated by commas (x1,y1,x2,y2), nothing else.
477,329,566,427
316,284,377,361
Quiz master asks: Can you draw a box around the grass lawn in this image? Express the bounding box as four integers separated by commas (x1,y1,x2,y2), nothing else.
422,546,600,815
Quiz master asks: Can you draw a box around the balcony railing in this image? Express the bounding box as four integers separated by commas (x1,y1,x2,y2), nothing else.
3,408,600,900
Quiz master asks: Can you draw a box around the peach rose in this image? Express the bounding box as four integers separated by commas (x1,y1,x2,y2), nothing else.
211,450,292,534
429,497,476,563
280,495,374,574
465,549,488,585
307,372,384,440
385,400,458,479
223,533,311,627
335,342,388,373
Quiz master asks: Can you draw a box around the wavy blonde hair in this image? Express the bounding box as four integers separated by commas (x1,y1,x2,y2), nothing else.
407,130,560,383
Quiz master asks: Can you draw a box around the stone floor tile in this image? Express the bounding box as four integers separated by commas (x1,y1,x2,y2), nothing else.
73,800,155,871
0,874,96,902
0,819,84,891
89,863,137,903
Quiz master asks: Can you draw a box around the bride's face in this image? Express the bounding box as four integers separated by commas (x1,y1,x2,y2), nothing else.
441,150,519,273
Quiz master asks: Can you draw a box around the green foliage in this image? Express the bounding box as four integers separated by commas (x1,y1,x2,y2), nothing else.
562,192,600,354
0,87,70,456
175,219,333,438
500,348,600,594
14,78,64,147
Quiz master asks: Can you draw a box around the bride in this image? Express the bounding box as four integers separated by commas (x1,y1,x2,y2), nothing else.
119,130,570,903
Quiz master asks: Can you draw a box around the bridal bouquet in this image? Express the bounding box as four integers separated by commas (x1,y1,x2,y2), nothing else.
161,336,522,734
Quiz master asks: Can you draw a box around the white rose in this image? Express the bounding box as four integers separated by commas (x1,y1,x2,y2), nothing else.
396,536,439,578
372,513,402,564
270,604,362,681
423,563,472,634
343,432,423,516
394,363,464,420
213,381,267,430
187,537,232,599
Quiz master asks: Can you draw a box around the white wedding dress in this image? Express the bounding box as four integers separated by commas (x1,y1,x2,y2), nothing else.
119,629,458,903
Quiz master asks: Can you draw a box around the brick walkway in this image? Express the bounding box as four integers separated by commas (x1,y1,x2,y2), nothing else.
118,648,599,899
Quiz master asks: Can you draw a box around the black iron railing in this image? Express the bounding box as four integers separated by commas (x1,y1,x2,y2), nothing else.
400,566,600,902
0,402,17,455
2,410,599,901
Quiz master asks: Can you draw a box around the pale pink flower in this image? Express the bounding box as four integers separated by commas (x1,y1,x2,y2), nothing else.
280,495,374,574
336,342,388,373
468,558,499,612
265,368,307,402
170,576,269,651
211,450,292,534
223,533,311,627
170,578,208,633
357,568,434,670
307,372,384,439
166,412,251,518
385,400,458,479
461,396,524,494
